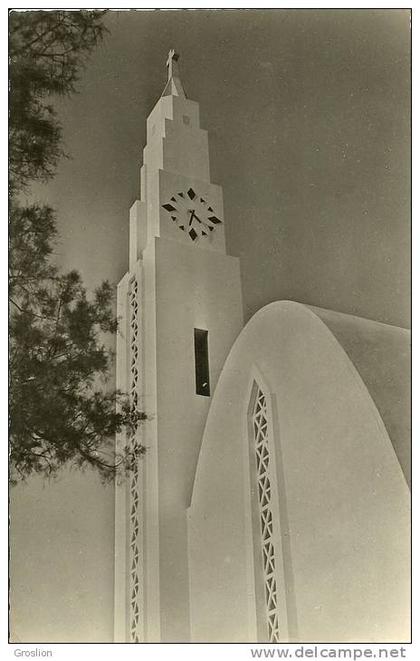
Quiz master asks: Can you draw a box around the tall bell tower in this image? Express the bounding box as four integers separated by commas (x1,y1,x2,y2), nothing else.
114,52,244,642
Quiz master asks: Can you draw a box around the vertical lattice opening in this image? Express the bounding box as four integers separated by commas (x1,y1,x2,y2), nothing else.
250,384,280,643
128,278,142,642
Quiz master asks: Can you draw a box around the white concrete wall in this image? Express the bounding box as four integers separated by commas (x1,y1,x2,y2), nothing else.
188,301,410,643
143,235,243,641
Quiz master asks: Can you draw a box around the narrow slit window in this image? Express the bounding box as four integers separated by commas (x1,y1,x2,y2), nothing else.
194,329,210,396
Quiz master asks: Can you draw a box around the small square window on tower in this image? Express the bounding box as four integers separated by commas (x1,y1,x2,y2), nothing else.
183,115,190,126
194,329,210,396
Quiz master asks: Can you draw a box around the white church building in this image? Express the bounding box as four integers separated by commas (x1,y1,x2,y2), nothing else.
113,52,410,644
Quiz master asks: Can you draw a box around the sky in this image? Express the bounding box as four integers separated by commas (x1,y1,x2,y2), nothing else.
10,8,411,645
29,8,410,327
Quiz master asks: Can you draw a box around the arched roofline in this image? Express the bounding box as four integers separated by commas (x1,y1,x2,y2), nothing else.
188,300,400,509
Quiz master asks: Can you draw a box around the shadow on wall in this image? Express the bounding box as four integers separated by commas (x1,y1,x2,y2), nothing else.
310,305,410,487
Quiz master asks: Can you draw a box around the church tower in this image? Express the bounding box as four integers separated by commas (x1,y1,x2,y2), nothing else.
114,52,244,643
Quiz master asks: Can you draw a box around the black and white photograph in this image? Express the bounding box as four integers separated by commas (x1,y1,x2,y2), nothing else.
8,5,411,653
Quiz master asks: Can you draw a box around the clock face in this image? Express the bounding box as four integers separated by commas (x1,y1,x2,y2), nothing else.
162,187,222,242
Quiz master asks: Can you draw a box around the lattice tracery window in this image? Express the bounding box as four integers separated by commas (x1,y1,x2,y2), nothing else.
128,277,142,643
251,386,281,643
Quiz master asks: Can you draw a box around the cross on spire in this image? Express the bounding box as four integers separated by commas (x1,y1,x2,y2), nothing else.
161,49,185,98
166,49,180,80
